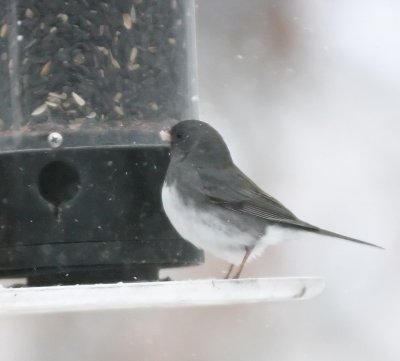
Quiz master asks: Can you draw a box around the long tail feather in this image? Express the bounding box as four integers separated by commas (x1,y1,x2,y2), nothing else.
313,227,383,249
285,219,384,249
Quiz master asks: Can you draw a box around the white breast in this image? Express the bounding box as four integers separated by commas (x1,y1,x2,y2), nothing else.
162,183,291,265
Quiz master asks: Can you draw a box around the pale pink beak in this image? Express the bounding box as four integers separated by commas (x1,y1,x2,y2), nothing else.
159,129,171,142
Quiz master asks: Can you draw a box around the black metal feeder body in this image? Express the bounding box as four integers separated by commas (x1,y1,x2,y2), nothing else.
0,0,203,286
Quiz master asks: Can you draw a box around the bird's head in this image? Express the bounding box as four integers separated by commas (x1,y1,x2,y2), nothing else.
160,120,233,167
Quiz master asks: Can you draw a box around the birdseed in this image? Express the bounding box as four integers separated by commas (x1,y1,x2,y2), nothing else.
0,0,195,133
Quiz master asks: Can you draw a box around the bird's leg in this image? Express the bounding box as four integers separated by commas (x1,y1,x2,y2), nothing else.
233,247,252,279
224,264,235,279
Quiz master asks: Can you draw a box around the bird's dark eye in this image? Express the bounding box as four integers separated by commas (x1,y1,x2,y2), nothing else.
176,132,183,139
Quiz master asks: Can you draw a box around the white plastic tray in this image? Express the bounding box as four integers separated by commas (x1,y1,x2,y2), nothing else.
0,277,325,315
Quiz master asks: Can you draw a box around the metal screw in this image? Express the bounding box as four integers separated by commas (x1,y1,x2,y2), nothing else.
47,132,63,148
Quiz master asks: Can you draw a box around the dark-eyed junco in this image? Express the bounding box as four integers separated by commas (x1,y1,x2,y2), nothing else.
160,120,381,279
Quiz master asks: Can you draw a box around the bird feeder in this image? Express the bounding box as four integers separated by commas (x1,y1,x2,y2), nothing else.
0,1,326,315
0,0,203,286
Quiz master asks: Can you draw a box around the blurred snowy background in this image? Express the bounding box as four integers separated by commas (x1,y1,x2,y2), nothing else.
1,1,399,360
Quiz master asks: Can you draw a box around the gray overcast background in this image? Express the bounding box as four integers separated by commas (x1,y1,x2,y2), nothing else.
1,1,399,360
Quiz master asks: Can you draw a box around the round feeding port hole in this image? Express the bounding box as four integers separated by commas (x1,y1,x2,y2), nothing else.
38,161,81,206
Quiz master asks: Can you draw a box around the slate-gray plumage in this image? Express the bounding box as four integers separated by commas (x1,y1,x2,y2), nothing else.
161,120,382,278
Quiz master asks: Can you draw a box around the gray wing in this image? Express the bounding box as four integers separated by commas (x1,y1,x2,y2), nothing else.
196,166,382,248
197,166,314,229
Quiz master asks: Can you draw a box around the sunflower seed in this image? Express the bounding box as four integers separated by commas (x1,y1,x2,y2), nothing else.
72,92,86,107
130,6,137,24
0,24,8,38
109,52,120,69
122,13,132,30
73,53,85,65
96,46,109,56
149,102,159,111
114,92,123,103
40,61,52,77
31,103,48,116
57,14,69,23
48,92,67,100
128,63,140,71
130,47,138,63
45,100,60,109
114,105,124,116
25,8,34,18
